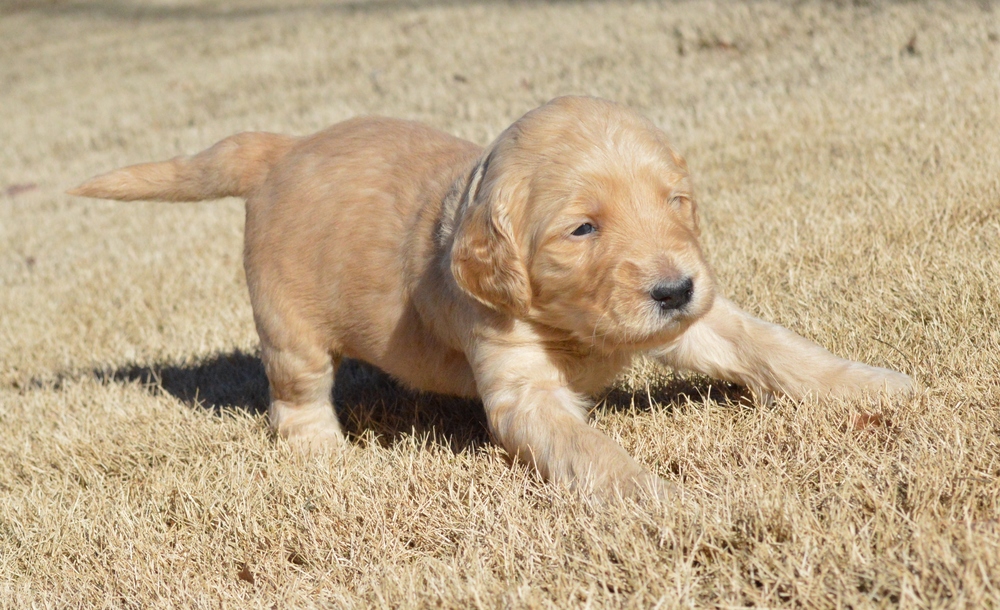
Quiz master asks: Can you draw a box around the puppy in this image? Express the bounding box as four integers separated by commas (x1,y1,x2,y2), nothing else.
70,96,913,498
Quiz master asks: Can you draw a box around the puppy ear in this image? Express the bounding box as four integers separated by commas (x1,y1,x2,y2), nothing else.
668,148,700,236
450,151,531,317
678,195,700,236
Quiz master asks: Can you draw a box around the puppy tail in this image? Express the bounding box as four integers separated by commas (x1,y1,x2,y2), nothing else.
67,132,296,202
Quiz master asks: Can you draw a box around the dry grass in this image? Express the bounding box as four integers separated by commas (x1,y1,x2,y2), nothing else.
2,0,999,607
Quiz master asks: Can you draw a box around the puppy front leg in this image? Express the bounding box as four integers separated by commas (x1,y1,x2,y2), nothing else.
653,297,914,401
474,346,669,499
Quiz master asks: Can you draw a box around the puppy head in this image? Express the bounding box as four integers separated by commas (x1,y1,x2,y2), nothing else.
451,96,715,350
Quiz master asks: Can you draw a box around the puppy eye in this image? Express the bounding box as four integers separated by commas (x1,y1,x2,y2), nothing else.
571,223,596,236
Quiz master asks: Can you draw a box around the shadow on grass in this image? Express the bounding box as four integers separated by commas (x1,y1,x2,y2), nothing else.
597,377,752,415
95,350,488,452
91,349,750,453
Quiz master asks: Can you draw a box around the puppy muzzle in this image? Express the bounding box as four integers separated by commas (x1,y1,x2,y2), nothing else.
650,276,694,312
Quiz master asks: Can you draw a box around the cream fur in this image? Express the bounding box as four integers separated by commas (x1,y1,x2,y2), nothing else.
69,96,913,499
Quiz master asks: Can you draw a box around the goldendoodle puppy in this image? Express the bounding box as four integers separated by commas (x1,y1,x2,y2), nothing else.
70,96,913,498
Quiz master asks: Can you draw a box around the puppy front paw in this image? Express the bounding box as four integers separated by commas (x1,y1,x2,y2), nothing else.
581,466,676,503
879,368,916,395
621,472,676,502
839,364,916,398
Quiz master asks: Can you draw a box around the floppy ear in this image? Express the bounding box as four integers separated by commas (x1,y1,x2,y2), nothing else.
667,147,700,236
675,194,700,236
450,151,531,317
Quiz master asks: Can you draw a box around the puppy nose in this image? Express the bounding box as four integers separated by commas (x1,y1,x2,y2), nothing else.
650,277,694,310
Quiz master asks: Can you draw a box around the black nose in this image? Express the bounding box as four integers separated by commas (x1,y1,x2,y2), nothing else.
650,277,694,311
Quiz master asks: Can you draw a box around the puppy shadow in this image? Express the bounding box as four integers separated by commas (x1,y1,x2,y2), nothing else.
99,349,751,453
101,350,490,452
597,374,753,414
102,349,271,414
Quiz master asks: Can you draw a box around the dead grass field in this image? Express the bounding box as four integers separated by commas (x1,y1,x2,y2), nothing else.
1,0,999,607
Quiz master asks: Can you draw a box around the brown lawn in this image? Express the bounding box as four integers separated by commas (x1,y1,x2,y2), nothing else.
1,0,998,607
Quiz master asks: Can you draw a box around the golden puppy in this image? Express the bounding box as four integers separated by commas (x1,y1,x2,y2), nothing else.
70,96,913,498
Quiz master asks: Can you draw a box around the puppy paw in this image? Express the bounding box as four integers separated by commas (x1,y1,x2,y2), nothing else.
881,369,916,395
633,473,677,502
270,400,345,453
284,426,346,454
588,470,676,503
842,364,916,398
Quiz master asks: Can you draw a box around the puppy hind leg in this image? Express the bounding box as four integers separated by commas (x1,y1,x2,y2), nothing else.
264,345,345,452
